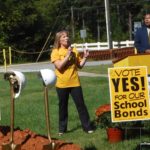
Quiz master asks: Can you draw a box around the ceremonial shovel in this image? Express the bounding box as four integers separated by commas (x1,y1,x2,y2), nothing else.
2,73,21,150
42,86,57,150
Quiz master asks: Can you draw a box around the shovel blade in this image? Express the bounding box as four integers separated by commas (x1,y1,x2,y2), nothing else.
2,143,21,150
43,142,57,150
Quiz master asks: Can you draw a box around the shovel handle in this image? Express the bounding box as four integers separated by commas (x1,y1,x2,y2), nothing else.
10,81,15,143
44,86,52,142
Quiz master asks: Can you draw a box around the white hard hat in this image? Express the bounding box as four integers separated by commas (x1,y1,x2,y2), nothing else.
12,71,26,98
4,71,26,99
39,69,56,86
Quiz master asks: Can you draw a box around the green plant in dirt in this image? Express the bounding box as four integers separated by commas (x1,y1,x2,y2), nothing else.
95,104,123,129
95,104,142,130
141,120,150,131
96,111,123,129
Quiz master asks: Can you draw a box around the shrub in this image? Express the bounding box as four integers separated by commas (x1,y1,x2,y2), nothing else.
95,104,142,130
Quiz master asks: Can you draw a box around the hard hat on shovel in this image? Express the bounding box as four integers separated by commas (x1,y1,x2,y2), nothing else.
39,69,56,87
39,69,57,150
2,71,26,150
13,71,26,98
4,71,26,99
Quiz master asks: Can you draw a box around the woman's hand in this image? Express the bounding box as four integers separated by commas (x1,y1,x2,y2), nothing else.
67,46,74,60
83,49,89,58
67,46,73,56
78,49,89,68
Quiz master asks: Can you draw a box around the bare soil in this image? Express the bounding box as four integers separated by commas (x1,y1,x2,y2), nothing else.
0,126,82,150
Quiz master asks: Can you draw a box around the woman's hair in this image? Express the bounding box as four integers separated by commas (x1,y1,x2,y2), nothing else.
53,30,69,49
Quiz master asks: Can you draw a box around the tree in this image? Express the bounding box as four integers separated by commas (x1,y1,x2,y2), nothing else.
0,0,148,62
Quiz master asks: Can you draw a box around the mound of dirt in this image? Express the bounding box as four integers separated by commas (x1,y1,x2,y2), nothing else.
0,126,82,150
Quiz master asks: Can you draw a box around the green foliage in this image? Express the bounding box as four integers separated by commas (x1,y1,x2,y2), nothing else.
0,0,149,62
96,111,118,128
96,111,142,130
142,120,150,131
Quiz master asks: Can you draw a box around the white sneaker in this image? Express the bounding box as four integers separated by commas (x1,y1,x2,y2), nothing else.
87,130,94,134
58,132,64,136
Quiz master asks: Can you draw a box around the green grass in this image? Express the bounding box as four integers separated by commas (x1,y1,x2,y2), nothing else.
81,64,113,74
0,66,150,150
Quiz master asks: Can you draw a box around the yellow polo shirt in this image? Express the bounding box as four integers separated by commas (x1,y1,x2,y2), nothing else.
51,48,81,88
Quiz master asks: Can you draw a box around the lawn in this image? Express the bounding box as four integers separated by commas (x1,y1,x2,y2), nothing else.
0,65,150,150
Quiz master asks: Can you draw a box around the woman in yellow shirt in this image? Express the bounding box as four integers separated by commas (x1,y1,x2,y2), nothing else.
51,30,93,135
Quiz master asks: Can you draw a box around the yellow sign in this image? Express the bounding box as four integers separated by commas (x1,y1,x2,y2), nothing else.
108,66,150,122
